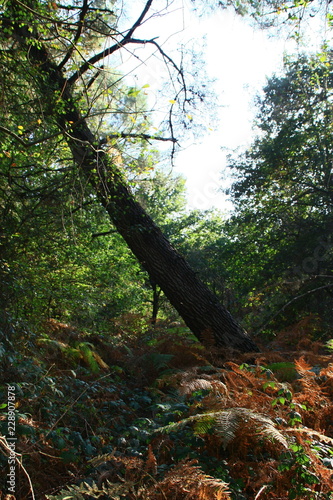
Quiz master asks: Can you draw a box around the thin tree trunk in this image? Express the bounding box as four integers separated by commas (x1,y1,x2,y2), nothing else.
150,278,162,325
11,23,259,353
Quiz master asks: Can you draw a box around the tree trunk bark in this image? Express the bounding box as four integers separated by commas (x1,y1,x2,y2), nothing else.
12,23,259,353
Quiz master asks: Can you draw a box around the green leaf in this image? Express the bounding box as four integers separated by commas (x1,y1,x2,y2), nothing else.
60,449,78,464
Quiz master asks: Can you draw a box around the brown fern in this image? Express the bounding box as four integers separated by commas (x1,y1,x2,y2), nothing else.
145,459,231,500
285,426,333,445
145,444,157,476
294,356,314,376
223,362,259,389
157,366,228,398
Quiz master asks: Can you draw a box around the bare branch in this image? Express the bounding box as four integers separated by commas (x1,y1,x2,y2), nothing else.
67,0,155,85
66,36,186,95
124,0,154,39
100,132,177,144
143,38,186,94
57,4,115,14
0,436,35,500
168,101,177,162
86,66,104,90
91,230,117,238
58,0,89,70
67,38,128,85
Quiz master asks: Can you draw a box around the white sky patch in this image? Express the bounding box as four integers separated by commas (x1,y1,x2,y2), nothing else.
174,137,233,213
114,1,329,213
171,8,293,212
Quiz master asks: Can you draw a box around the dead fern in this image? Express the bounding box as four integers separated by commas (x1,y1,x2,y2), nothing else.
179,377,228,397
145,444,157,476
285,426,333,446
46,459,230,500
293,357,330,410
223,362,260,390
88,453,145,486
294,356,315,377
182,377,216,394
157,366,228,397
154,407,288,450
215,407,289,449
46,480,135,499
145,459,231,500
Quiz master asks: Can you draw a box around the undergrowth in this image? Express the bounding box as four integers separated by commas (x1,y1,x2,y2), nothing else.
0,316,332,499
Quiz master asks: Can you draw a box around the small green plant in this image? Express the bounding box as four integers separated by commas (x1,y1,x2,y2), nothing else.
268,386,307,426
278,444,320,499
271,387,293,407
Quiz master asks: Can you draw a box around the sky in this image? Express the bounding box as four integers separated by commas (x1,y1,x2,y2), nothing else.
171,7,293,213
116,0,326,214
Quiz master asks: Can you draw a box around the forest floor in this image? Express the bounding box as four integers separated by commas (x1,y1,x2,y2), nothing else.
0,314,333,499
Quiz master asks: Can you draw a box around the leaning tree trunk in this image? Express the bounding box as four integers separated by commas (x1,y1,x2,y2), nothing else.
12,23,259,353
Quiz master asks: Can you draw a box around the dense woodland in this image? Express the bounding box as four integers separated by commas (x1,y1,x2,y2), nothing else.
0,0,333,498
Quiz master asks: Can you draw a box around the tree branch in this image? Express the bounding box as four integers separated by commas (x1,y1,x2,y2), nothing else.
125,0,154,39
99,132,177,144
0,126,62,147
91,230,117,238
66,37,146,85
58,0,89,70
0,125,29,146
143,38,186,91
66,0,155,85
57,4,114,14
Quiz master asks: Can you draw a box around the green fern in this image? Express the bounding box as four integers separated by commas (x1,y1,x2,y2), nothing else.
76,342,100,373
193,414,216,435
266,362,298,382
155,407,289,449
326,339,333,351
